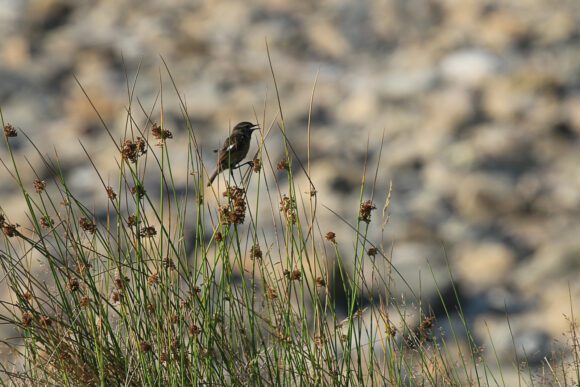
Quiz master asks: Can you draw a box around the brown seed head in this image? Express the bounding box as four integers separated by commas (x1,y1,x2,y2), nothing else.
252,158,261,173
147,272,159,286
79,218,96,234
114,276,127,290
290,268,301,281
127,215,137,228
266,287,278,300
67,277,79,292
111,290,123,303
22,312,33,327
219,186,247,225
4,123,17,138
33,179,46,193
367,247,378,257
40,215,54,229
139,226,157,238
277,158,289,171
316,276,326,287
279,194,296,224
189,323,201,336
151,123,173,145
325,231,336,243
105,186,117,200
163,258,176,270
215,231,223,242
79,296,90,308
359,200,377,223
121,138,147,163
250,244,262,260
131,184,146,199
2,223,19,238
139,341,151,353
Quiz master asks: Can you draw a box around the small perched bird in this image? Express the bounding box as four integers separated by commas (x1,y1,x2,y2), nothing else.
207,121,259,186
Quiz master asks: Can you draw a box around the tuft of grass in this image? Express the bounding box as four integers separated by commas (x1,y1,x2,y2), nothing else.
0,53,578,386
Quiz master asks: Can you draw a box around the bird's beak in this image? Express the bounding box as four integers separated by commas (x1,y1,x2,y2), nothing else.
251,125,260,131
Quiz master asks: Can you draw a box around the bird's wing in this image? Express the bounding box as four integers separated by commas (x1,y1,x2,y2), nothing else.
218,135,241,155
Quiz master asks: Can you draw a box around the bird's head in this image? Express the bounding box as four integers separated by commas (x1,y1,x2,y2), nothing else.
233,121,259,135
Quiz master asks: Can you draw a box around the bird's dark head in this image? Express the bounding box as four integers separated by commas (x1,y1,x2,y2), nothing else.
234,121,259,135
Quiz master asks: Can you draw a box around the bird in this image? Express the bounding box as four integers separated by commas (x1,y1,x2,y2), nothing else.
207,121,259,186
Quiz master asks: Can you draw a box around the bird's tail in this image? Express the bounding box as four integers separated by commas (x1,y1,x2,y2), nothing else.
207,169,219,186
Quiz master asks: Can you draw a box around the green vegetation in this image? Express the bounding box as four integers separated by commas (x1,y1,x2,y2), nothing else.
0,56,578,386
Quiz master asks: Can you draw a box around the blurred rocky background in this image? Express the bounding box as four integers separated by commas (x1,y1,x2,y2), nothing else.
1,0,580,381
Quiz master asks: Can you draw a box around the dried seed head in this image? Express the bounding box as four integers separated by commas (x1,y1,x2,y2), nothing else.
358,200,376,223
279,194,296,224
215,231,223,242
4,123,17,138
290,269,301,281
163,258,176,270
151,123,173,145
33,179,46,193
250,244,262,260
79,218,96,234
40,215,54,229
266,287,278,300
252,158,261,173
189,323,201,336
325,232,336,243
283,269,291,278
159,352,168,363
316,276,326,287
277,158,289,171
111,290,123,303
386,322,397,337
79,296,90,308
139,341,151,353
105,186,117,200
22,291,33,301
121,137,147,163
67,277,80,292
77,262,91,275
131,184,146,199
22,312,33,327
219,186,247,225
114,276,128,290
2,223,19,238
127,215,137,228
147,303,156,314
419,316,435,342
367,247,378,257
139,226,157,238
147,272,159,286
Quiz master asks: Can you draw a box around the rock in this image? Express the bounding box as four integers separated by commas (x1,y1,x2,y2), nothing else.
454,242,516,293
439,49,501,87
474,315,552,366
454,173,520,221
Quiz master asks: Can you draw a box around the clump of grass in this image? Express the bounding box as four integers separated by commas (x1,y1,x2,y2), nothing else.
0,53,578,386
